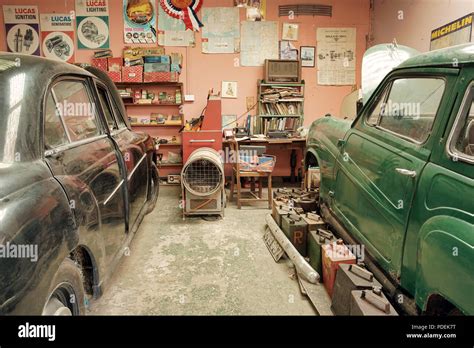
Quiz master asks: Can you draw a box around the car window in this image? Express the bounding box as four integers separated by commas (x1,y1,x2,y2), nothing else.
367,86,390,126
454,98,474,158
368,78,445,143
97,85,118,131
52,80,101,142
44,92,69,149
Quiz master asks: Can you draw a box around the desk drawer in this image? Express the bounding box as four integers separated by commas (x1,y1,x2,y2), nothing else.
182,131,223,163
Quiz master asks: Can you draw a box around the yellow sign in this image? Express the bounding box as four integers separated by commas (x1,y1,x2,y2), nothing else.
430,13,473,50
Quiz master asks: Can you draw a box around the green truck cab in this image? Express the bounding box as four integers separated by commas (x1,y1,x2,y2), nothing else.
305,44,473,315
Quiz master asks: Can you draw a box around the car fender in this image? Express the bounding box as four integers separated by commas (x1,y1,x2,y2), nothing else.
415,215,474,315
0,177,78,314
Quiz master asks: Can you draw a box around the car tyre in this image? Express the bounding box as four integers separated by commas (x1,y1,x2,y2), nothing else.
146,162,159,215
42,258,86,316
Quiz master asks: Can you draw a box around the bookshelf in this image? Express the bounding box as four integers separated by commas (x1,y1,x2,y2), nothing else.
115,81,184,180
257,80,305,135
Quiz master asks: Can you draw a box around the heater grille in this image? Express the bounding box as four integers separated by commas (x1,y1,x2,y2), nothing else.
183,159,223,196
279,4,332,17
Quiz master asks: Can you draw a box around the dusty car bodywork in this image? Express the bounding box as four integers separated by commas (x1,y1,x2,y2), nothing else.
0,53,159,315
306,44,474,315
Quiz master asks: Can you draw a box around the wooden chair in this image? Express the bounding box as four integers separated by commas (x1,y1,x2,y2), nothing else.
229,139,273,209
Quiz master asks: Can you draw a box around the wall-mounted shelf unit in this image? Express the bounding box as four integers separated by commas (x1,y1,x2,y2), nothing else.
115,81,184,180
257,80,305,134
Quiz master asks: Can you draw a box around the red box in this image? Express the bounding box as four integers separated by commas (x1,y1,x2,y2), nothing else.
91,58,108,72
107,57,123,72
322,242,356,297
107,71,122,83
122,66,143,83
182,131,223,164
143,71,179,83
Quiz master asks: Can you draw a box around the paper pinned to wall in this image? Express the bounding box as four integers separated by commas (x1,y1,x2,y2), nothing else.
157,4,195,47
241,21,278,66
202,7,240,54
317,28,356,85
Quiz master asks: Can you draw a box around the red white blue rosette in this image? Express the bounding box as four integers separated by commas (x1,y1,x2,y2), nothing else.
160,0,203,32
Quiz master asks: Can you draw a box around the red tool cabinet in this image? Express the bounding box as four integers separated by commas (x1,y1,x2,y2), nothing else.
182,97,222,163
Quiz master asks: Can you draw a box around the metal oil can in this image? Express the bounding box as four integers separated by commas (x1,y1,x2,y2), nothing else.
302,213,326,232
272,202,292,227
307,228,335,276
281,214,308,256
350,288,398,316
331,264,382,315
322,240,356,298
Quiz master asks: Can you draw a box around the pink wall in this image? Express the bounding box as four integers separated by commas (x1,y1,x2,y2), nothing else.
372,0,474,52
0,0,370,125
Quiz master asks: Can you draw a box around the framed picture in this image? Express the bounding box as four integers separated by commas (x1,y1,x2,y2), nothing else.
222,81,238,99
300,46,316,67
282,23,299,41
222,115,238,130
280,41,298,60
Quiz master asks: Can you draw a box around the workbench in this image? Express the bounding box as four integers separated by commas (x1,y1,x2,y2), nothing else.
223,137,307,181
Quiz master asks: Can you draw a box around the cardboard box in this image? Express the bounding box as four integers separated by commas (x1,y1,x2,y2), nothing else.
107,58,123,72
144,55,171,64
91,58,108,72
107,71,122,83
122,66,143,83
170,52,183,65
143,72,178,83
144,63,170,73
170,63,181,73
123,46,165,60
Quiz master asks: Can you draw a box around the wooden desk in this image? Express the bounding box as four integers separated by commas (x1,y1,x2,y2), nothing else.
223,137,307,181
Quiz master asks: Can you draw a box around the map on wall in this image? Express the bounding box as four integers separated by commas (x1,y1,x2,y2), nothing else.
430,13,473,51
241,21,278,66
3,5,41,56
157,4,195,47
75,0,110,50
317,28,356,85
202,7,240,54
40,13,75,63
123,0,157,44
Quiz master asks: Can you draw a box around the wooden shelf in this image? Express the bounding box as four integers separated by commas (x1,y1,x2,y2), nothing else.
159,163,183,167
123,103,183,106
259,115,302,118
116,82,183,87
130,124,183,128
157,143,182,147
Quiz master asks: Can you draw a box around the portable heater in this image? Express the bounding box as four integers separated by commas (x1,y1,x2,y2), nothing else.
181,148,225,218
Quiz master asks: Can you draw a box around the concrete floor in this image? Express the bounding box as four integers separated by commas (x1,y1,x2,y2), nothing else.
88,186,316,315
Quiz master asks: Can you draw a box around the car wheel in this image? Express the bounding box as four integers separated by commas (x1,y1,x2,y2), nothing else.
146,162,159,215
42,259,85,316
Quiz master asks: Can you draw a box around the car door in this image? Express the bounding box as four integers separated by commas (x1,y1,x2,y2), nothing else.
332,71,452,279
94,82,149,232
44,77,127,268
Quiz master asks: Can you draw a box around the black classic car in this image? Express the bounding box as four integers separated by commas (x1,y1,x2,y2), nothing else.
0,53,159,315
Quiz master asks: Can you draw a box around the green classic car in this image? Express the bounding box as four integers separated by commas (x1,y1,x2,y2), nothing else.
305,44,474,315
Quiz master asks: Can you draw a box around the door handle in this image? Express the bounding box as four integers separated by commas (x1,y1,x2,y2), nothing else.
395,168,417,178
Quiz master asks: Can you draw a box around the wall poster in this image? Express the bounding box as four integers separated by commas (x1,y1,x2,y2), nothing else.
123,0,157,44
202,7,240,54
3,5,40,56
430,13,473,51
317,28,356,85
157,4,195,47
241,21,278,66
40,14,75,63
75,0,110,50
